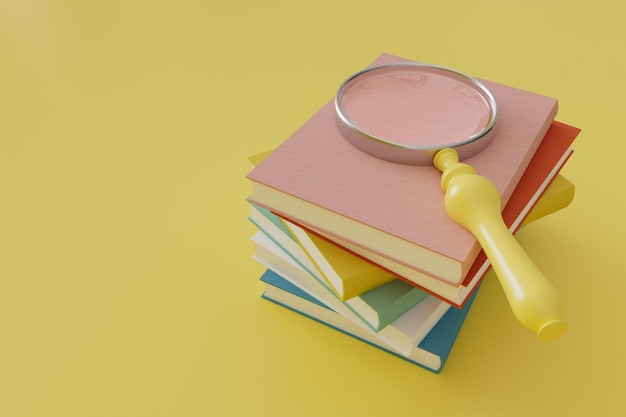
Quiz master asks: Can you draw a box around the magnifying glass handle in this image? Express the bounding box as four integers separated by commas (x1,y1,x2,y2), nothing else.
434,149,567,340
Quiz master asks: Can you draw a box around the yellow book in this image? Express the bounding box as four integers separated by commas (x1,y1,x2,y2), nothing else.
522,175,574,225
283,220,396,300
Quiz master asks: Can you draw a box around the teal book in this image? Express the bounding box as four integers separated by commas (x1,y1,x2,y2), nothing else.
250,203,431,331
260,268,479,374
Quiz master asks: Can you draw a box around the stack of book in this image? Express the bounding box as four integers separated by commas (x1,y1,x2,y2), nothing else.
245,53,580,373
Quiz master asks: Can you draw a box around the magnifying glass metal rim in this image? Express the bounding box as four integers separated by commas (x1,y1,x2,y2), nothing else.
333,62,567,339
334,62,500,165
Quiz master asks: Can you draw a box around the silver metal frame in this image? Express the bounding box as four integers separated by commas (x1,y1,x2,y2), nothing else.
334,62,499,165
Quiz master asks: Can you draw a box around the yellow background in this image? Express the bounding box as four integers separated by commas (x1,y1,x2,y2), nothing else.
1,1,624,415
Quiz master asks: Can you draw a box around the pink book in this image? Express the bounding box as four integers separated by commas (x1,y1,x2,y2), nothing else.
247,53,558,285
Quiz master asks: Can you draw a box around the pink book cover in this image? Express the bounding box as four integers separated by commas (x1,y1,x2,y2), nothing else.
247,53,558,279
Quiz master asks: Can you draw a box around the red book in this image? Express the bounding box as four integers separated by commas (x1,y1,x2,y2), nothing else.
265,122,578,306
247,53,559,289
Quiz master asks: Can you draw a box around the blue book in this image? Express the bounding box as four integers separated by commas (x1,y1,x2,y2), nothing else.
260,268,479,374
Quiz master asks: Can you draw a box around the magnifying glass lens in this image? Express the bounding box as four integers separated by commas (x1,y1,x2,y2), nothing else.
341,67,492,147
335,63,499,165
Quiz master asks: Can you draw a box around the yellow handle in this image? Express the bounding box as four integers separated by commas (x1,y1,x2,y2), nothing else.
434,149,567,340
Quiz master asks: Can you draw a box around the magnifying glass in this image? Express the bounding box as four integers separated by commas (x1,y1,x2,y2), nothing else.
335,62,567,340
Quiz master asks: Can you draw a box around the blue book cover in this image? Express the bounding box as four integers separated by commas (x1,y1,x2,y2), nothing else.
259,268,479,374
